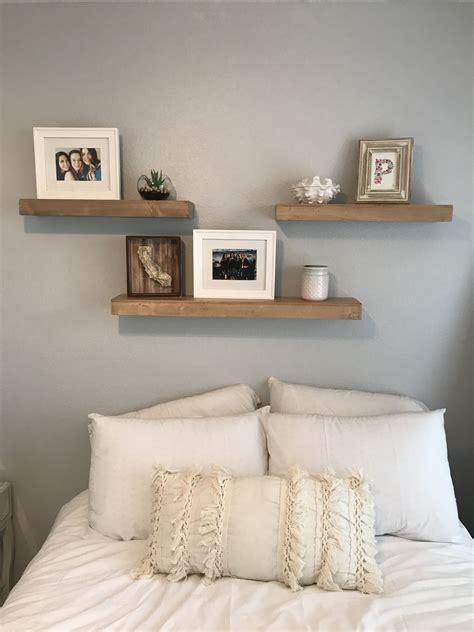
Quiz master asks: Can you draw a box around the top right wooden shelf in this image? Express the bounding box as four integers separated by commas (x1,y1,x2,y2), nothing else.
275,204,453,222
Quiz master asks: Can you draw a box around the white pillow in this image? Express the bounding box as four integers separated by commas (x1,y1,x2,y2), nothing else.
263,410,461,543
119,384,260,418
268,377,428,416
87,386,263,443
132,467,383,595
88,412,267,540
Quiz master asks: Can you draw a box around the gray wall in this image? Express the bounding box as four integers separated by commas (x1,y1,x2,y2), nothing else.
0,2,472,579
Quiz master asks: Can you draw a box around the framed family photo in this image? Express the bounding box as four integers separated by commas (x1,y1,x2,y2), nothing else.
357,137,413,203
33,127,120,199
126,236,182,298
193,229,276,300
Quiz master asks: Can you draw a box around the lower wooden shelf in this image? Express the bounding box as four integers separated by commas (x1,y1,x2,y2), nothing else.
111,295,362,320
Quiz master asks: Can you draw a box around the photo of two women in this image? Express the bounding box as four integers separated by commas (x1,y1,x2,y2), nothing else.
55,147,102,182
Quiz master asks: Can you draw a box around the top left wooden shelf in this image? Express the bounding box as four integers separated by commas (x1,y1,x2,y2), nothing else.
19,199,194,218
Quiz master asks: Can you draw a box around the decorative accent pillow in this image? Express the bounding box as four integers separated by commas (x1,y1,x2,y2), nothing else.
131,467,383,595
88,412,267,540
263,410,461,543
118,384,261,418
268,376,428,416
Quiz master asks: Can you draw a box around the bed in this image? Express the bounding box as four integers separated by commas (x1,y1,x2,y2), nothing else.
1,490,472,631
2,382,473,631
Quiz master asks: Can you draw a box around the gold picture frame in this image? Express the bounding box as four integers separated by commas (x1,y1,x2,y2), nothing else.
357,138,413,203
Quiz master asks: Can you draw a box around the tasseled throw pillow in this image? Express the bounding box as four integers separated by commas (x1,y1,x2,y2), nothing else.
131,467,383,594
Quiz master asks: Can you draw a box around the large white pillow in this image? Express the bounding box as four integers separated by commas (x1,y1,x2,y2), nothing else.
88,412,267,540
263,410,461,543
132,467,383,594
119,384,260,418
268,377,428,416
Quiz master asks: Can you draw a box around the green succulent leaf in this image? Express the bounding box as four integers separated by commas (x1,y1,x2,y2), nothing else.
142,169,168,191
145,169,166,191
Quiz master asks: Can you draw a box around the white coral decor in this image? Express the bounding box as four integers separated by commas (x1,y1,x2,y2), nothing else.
292,176,341,205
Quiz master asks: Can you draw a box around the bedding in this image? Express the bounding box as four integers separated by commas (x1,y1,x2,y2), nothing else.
263,410,461,543
268,376,428,415
88,412,267,540
114,383,260,419
1,491,472,632
132,467,382,593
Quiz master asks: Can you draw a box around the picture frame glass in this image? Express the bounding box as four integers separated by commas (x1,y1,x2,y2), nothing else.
368,149,400,192
201,238,267,291
45,136,110,193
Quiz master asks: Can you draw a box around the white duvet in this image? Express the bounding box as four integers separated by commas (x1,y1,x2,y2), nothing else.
1,491,473,632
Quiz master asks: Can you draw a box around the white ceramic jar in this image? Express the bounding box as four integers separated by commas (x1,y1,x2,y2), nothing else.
301,265,329,301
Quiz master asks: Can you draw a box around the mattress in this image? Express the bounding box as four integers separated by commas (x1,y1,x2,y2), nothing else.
1,491,473,632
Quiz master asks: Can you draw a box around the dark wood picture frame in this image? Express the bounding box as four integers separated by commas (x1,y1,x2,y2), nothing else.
126,236,182,298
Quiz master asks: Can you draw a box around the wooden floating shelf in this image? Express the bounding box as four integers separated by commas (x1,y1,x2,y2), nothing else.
111,295,362,320
19,199,194,218
275,203,453,223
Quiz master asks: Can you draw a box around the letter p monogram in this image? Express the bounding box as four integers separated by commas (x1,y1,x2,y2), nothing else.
374,158,394,185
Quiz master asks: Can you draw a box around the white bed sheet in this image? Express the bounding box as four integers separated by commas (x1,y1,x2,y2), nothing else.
1,491,473,632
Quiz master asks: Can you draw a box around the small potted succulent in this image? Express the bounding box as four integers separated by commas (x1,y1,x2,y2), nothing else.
137,169,172,200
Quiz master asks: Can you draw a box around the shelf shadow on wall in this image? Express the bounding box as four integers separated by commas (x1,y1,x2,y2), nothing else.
23,216,198,236
276,215,469,243
117,312,376,341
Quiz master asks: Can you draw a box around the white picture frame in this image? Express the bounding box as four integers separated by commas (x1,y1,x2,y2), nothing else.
193,229,276,300
33,127,120,199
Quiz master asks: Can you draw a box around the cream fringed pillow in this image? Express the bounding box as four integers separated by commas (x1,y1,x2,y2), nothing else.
131,468,383,594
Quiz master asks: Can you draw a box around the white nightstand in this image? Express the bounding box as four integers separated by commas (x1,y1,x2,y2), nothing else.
0,482,13,601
